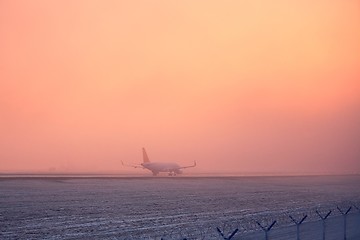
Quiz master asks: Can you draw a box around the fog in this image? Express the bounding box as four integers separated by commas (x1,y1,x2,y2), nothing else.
1,1,359,174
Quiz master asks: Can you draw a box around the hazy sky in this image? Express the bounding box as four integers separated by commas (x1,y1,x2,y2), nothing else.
1,0,359,174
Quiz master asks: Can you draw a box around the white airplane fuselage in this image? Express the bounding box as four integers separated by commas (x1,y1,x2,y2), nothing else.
141,162,183,175
122,148,196,176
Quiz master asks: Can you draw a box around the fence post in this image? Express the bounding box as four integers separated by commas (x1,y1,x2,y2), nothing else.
337,206,352,240
316,210,331,240
256,220,276,240
289,215,307,240
216,226,239,240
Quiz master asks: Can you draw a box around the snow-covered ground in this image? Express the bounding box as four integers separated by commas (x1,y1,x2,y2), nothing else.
0,175,359,239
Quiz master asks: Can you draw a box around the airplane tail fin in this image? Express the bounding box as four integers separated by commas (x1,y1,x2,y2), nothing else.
142,148,150,163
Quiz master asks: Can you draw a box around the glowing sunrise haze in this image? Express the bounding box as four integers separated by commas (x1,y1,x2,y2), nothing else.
0,0,359,174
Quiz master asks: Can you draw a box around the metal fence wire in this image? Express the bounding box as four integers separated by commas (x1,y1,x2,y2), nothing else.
118,202,360,240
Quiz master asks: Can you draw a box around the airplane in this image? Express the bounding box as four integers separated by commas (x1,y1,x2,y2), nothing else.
121,148,196,176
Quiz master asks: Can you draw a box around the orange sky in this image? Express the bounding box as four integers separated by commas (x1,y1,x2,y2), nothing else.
1,0,359,174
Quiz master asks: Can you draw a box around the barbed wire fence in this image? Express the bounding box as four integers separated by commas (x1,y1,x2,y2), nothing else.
117,201,360,240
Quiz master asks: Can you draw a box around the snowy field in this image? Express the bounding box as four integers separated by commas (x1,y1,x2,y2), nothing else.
1,175,360,239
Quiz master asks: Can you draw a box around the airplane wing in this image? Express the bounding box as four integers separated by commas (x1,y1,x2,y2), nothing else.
121,161,144,169
177,161,197,170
